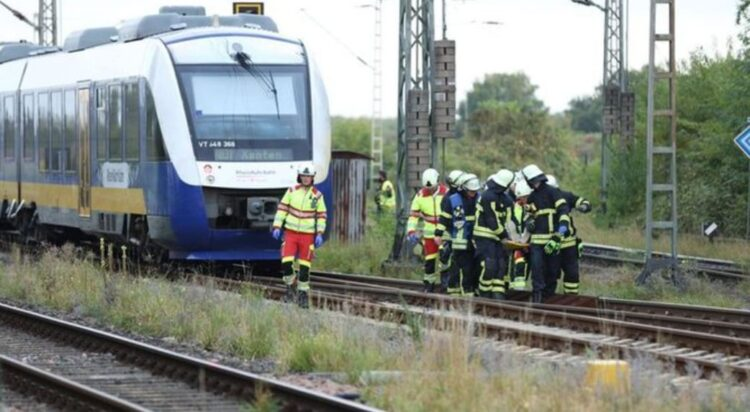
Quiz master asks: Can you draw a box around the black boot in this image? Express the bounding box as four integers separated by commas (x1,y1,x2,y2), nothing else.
283,284,296,303
298,291,309,309
491,292,506,301
423,282,435,293
477,290,492,299
531,291,543,303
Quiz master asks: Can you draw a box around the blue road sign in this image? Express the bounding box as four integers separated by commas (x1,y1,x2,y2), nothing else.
735,126,750,159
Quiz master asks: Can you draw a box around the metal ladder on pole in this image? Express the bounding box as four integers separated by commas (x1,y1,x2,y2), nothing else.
370,0,384,183
636,0,681,285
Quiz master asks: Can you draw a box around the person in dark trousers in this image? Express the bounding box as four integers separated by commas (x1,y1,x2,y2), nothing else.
473,169,516,300
437,170,466,293
546,175,592,295
435,173,480,296
521,165,571,303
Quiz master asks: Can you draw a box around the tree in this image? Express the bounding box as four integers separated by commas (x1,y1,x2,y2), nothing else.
458,73,547,128
566,94,602,133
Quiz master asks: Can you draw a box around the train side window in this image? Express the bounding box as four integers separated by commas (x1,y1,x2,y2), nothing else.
3,96,14,160
96,87,106,160
22,94,34,161
64,90,77,172
38,92,50,171
51,91,63,171
108,84,122,161
124,83,139,161
145,86,167,161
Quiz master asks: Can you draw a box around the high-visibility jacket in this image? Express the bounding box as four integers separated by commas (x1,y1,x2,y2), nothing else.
435,192,477,250
505,202,531,243
474,180,513,242
407,184,448,239
526,183,570,245
273,184,327,234
379,180,396,209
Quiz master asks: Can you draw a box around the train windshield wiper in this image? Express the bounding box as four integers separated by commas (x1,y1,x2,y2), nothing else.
233,50,281,120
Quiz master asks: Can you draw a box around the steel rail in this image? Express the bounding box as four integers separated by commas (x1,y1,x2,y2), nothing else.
0,354,149,412
0,302,380,412
238,280,750,383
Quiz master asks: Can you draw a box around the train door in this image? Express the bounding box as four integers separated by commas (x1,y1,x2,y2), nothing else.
77,85,91,217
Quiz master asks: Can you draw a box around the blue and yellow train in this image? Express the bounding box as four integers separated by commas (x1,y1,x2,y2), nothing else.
0,10,332,261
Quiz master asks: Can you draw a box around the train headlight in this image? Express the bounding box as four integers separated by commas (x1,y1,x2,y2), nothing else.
248,201,263,216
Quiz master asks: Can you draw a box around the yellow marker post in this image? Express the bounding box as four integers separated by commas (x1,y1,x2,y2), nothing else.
583,360,631,394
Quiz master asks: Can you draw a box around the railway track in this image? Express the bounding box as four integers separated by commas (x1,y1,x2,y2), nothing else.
0,302,378,412
582,243,749,282
212,275,750,382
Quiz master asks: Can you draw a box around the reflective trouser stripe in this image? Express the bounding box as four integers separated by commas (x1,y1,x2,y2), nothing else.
563,282,579,294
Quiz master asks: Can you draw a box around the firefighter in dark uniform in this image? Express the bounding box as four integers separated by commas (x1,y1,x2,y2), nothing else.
521,165,571,303
437,170,466,293
546,175,592,295
473,170,516,300
435,173,480,296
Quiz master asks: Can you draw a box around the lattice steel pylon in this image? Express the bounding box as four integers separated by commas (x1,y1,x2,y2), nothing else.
389,0,435,262
636,0,680,286
369,0,384,185
37,0,57,46
600,0,630,212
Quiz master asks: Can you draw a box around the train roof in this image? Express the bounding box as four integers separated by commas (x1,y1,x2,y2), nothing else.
1,11,285,65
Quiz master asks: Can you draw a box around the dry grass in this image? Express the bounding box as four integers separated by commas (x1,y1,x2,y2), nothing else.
1,246,748,411
581,264,750,309
577,215,750,265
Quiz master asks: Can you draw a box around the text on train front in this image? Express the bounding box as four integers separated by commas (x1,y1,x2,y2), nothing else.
178,63,312,163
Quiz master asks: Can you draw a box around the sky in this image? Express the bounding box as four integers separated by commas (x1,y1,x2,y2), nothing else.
0,0,742,117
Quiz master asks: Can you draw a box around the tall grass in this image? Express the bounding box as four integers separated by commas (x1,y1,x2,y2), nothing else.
0,246,748,410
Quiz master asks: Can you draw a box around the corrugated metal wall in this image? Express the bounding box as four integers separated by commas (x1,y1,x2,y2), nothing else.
331,151,368,243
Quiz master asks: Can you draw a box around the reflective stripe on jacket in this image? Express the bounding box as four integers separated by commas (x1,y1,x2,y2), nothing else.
407,184,448,238
435,192,477,250
526,183,570,245
273,185,327,234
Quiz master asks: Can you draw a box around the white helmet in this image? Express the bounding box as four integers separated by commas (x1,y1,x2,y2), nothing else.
297,165,316,176
447,170,465,188
491,169,515,188
297,165,316,183
422,168,440,188
461,174,481,192
546,175,559,188
521,164,546,184
514,179,532,198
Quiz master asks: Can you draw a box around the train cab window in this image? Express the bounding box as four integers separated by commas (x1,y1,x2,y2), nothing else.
124,83,139,161
108,84,122,161
38,93,50,171
22,94,34,161
2,96,14,159
64,90,77,172
145,86,167,161
51,91,63,171
96,87,106,160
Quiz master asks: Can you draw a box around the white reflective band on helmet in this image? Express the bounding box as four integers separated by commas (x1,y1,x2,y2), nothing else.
547,175,559,188
422,168,440,187
514,179,532,197
492,169,515,188
522,164,544,181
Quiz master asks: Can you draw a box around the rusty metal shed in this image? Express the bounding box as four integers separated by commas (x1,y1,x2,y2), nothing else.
330,151,369,243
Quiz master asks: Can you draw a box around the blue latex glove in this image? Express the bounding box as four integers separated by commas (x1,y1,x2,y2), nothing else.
272,228,282,240
407,232,419,244
315,234,324,248
557,225,568,237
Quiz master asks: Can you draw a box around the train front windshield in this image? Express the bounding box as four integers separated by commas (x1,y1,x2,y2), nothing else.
178,65,311,162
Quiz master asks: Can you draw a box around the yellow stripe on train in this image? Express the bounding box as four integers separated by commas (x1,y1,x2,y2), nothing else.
1,182,146,215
